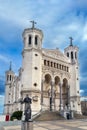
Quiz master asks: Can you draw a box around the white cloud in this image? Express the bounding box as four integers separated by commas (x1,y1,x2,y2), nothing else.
0,55,9,63
81,97,87,101
80,89,84,93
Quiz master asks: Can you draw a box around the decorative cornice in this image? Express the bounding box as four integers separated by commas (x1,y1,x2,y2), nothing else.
21,89,41,94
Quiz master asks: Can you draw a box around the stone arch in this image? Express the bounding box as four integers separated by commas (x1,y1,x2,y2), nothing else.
62,78,69,108
54,76,60,93
43,73,52,91
62,78,68,93
43,71,53,80
45,74,51,84
55,76,60,85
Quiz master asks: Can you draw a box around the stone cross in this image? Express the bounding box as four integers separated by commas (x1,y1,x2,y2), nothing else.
69,37,73,46
30,20,37,29
9,61,12,71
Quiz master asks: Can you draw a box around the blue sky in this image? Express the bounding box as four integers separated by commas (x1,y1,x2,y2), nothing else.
0,0,87,114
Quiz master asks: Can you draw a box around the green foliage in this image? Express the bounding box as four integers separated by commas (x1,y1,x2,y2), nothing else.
10,110,23,121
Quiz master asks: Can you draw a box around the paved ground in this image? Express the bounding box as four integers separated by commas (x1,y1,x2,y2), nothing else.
1,119,87,130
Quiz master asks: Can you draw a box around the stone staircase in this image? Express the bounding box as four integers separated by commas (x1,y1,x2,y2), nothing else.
74,113,87,119
33,110,65,121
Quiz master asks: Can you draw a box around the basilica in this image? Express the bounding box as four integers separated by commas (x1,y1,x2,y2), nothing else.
4,22,81,116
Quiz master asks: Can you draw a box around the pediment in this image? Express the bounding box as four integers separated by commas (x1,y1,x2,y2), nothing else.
42,48,70,63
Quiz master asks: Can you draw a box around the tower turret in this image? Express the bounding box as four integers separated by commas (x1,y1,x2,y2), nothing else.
64,37,79,64
64,38,81,113
21,21,43,114
22,21,43,50
5,62,14,83
4,62,15,114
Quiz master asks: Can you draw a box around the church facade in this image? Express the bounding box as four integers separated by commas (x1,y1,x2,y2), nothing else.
4,23,81,115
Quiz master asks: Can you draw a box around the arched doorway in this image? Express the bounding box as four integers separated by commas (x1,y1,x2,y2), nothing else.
42,74,52,110
62,78,69,109
54,76,60,92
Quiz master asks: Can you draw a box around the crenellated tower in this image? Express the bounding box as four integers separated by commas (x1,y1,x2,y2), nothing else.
21,21,43,114
64,37,81,114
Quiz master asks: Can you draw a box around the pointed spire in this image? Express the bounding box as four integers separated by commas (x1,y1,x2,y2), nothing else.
69,37,73,46
9,61,12,71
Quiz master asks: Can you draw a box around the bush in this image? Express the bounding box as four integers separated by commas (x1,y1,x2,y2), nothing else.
10,110,23,121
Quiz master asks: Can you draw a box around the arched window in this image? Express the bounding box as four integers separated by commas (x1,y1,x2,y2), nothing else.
44,60,46,65
71,51,73,59
51,62,53,67
29,35,32,45
57,64,58,69
54,63,56,68
59,64,61,69
47,61,49,66
10,75,11,81
67,52,69,57
35,36,38,45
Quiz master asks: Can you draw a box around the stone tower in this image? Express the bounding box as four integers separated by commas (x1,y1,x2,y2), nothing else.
21,21,43,114
64,37,81,113
4,62,15,114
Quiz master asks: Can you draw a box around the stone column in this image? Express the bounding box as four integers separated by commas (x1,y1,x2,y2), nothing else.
50,80,55,111
41,78,44,108
67,85,70,110
59,82,63,111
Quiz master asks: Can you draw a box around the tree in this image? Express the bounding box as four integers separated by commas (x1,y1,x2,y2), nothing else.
10,111,22,121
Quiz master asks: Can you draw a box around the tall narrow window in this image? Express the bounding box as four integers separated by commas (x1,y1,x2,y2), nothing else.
44,60,46,65
57,64,58,69
51,62,53,67
35,36,38,45
71,51,73,59
10,75,11,81
29,35,31,45
59,64,61,69
67,52,69,57
47,61,49,66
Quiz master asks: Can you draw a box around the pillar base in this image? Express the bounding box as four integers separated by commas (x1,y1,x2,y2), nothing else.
21,120,33,130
